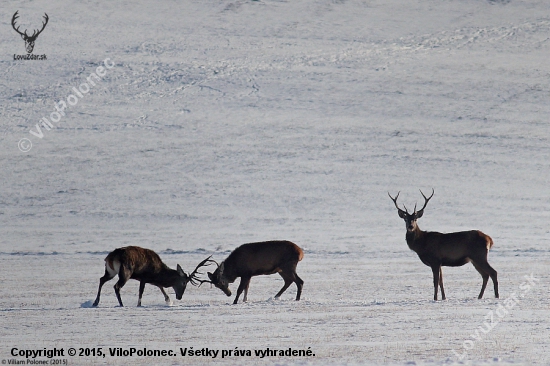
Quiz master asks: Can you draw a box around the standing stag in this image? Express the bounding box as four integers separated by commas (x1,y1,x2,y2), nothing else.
389,189,499,300
202,240,304,304
92,246,213,307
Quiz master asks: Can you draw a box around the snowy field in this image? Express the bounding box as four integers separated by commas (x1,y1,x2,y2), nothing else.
1,0,550,364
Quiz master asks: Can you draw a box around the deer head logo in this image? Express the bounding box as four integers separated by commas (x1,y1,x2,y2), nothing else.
11,11,49,54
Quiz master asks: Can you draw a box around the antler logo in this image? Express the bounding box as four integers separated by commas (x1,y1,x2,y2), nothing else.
11,10,49,54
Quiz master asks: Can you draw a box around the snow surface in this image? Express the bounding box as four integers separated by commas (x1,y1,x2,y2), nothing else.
1,0,550,364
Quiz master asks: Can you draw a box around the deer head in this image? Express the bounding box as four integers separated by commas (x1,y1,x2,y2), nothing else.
166,256,217,300
207,262,232,297
389,189,434,232
12,11,49,54
173,264,187,300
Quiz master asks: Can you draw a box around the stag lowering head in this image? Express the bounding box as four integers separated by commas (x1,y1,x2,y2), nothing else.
92,247,215,307
207,263,232,297
202,241,304,304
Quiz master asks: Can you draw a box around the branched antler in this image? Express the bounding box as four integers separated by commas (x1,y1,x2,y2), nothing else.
188,256,218,286
388,191,408,215
416,188,434,215
11,11,25,37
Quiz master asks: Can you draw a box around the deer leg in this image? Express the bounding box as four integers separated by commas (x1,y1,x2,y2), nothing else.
275,271,294,299
158,286,170,303
471,262,489,299
484,263,499,299
234,276,251,304
243,280,251,303
479,276,489,299
294,273,304,301
439,267,446,300
92,269,115,307
490,265,499,299
431,265,440,301
113,281,126,307
276,270,304,300
137,281,146,307
473,261,498,299
113,266,131,307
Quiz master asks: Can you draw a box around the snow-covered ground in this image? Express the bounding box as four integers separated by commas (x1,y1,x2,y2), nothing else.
1,0,549,364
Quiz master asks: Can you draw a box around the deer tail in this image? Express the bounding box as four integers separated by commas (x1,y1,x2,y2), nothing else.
486,235,494,250
297,246,304,262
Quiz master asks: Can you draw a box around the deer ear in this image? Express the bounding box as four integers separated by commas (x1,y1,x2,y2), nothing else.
177,264,185,276
208,272,214,281
398,210,406,219
416,210,424,219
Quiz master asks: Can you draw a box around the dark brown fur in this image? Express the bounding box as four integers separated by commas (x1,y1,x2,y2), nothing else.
406,228,498,300
390,190,499,300
208,240,304,304
92,246,188,307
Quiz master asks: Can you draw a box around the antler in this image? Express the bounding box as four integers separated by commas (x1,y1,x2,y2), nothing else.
388,191,408,215
11,11,48,39
416,188,434,215
188,255,217,286
31,13,49,39
11,11,26,37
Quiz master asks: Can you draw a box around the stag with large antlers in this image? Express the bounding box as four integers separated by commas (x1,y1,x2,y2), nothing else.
389,189,498,301
92,246,214,307
201,240,304,304
12,11,49,54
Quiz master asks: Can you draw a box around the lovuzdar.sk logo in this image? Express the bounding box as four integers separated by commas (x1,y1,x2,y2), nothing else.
12,10,48,60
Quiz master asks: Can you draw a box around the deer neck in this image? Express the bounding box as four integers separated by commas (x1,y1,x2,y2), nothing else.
152,268,179,287
221,269,237,284
405,226,426,252
219,260,238,283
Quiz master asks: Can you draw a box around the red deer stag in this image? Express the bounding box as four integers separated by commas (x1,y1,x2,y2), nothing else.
203,240,304,304
388,189,498,301
92,246,213,307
